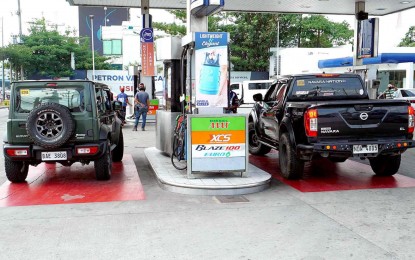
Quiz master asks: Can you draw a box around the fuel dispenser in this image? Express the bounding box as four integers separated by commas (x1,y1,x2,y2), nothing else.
155,0,248,178
155,37,185,155
182,32,248,178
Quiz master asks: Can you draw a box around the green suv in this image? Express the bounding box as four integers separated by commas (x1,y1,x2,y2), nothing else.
3,80,124,182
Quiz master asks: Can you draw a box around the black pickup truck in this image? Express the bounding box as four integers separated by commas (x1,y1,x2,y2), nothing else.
248,73,415,179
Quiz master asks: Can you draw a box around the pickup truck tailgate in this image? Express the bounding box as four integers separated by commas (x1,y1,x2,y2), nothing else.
316,100,411,139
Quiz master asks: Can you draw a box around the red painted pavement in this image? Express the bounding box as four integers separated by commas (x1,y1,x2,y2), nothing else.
0,154,145,207
249,152,415,192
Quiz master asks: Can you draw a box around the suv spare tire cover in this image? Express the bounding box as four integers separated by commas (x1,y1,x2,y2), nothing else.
26,102,76,149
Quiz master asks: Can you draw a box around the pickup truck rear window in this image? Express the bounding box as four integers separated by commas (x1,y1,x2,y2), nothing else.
290,77,365,100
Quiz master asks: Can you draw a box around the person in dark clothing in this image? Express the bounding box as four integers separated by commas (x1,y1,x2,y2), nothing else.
116,86,132,125
225,89,240,113
133,83,150,131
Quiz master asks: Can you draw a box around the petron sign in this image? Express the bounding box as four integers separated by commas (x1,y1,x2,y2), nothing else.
87,70,134,96
140,28,155,76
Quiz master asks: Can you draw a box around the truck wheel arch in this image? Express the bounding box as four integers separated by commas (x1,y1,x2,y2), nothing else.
279,121,297,148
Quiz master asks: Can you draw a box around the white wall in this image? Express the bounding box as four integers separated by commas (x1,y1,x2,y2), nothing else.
101,22,141,69
270,45,352,76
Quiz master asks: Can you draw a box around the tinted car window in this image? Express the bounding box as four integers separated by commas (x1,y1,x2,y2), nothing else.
289,76,365,100
264,82,278,101
15,86,85,113
401,90,415,97
248,82,272,90
230,84,239,91
276,84,287,102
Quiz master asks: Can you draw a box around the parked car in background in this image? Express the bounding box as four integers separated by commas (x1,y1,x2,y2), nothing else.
392,88,415,108
230,79,274,113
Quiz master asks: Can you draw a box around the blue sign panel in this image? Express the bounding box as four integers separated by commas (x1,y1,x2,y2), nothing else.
195,32,228,50
357,18,378,59
140,28,154,43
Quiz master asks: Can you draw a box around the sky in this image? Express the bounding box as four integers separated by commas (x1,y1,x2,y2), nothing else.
1,0,415,51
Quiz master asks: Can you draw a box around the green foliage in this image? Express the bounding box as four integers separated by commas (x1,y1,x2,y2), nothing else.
220,13,279,71
299,15,353,47
0,18,111,79
152,12,354,71
152,22,186,37
0,44,32,80
398,26,415,47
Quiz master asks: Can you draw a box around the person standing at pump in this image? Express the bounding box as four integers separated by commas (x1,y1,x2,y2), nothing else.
225,89,240,113
133,83,150,131
116,86,132,125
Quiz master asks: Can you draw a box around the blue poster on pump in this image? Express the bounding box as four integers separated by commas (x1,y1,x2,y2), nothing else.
194,32,229,108
195,32,228,50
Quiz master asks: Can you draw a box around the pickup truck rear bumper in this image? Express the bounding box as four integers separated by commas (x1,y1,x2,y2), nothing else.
296,140,415,161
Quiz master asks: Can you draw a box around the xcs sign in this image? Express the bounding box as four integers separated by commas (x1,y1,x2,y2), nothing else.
210,134,231,143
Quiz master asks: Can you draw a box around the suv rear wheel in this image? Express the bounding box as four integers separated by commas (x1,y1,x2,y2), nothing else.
94,139,112,180
26,102,75,149
112,129,124,162
5,158,29,183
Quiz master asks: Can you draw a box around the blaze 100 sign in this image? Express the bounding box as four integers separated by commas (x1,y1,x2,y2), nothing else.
189,115,248,173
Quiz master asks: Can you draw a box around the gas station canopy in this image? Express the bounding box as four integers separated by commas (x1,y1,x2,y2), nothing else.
67,0,415,16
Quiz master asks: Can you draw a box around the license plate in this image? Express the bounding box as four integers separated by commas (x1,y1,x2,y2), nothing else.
353,144,378,154
41,151,67,161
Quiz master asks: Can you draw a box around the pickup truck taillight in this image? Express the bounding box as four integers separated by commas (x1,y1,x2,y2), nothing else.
305,109,318,137
409,106,415,134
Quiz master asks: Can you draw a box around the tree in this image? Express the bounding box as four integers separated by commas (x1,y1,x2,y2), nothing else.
222,13,281,71
152,10,186,37
0,44,32,80
398,26,415,47
0,18,111,79
152,12,354,71
299,15,353,47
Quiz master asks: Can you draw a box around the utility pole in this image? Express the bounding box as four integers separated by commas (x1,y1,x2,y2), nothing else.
276,16,280,78
2,17,5,101
17,0,24,79
104,7,107,27
89,15,95,81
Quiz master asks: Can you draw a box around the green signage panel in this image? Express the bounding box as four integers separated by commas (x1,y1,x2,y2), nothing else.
190,116,246,131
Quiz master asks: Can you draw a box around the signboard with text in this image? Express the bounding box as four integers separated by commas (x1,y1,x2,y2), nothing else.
194,32,229,108
140,28,155,76
188,114,248,175
87,70,134,96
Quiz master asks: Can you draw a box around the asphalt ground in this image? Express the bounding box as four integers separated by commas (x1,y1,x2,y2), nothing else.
1,108,415,259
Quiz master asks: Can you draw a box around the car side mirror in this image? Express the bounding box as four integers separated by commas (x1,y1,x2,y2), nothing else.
253,93,263,102
112,101,122,111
